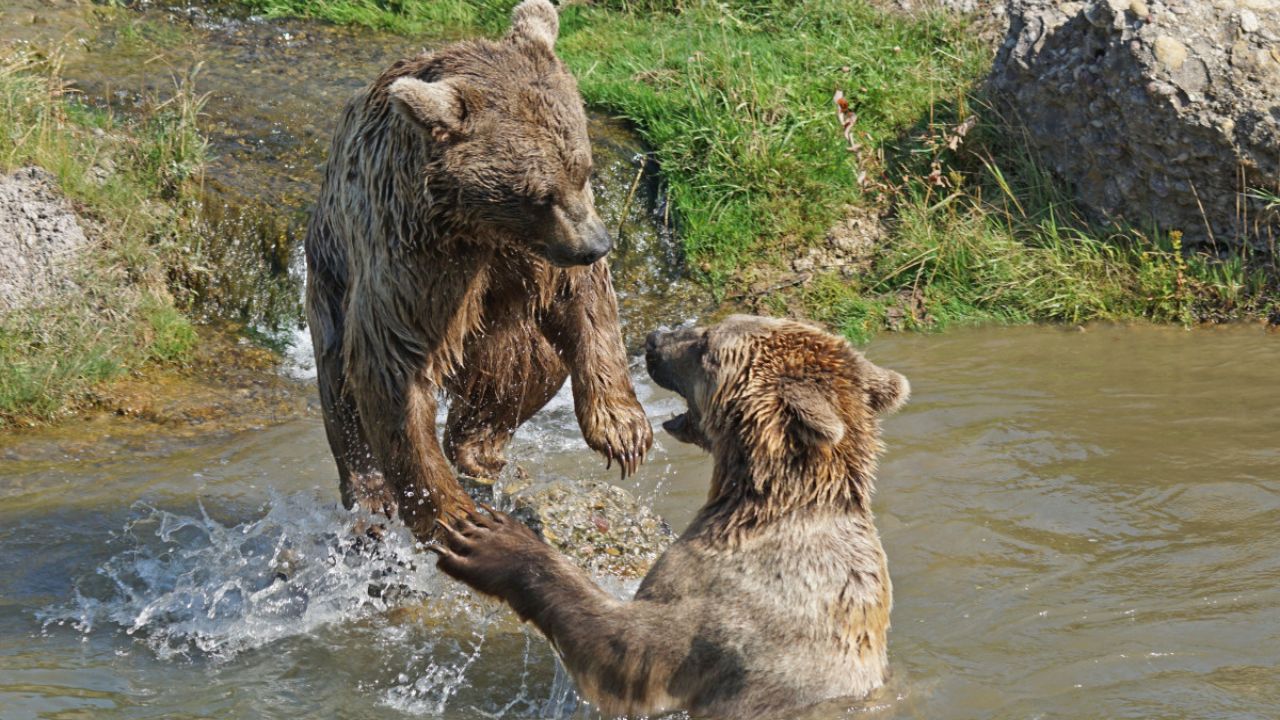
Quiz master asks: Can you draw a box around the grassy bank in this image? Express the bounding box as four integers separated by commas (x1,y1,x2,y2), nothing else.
240,0,1272,340
0,51,205,425
247,0,982,281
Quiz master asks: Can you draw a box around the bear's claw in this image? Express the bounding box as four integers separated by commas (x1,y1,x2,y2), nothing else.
585,399,653,479
430,505,550,602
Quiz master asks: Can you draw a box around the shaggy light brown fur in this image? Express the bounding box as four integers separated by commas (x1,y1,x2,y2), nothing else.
433,315,909,718
305,0,652,540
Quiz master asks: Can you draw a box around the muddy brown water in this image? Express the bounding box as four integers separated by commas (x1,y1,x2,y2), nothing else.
3,3,1280,719
2,323,1279,719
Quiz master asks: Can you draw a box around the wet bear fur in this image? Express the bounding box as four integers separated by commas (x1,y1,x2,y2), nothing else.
433,315,910,718
305,0,652,540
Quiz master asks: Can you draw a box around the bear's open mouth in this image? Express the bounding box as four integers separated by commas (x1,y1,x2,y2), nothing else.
662,412,689,436
661,407,707,448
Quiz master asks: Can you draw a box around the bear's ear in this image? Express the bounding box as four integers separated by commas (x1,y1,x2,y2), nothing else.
508,0,559,51
388,77,466,141
779,379,845,447
862,362,910,416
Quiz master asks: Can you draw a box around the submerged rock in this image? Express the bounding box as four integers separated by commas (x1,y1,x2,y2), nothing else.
989,0,1280,250
508,480,674,578
0,167,89,311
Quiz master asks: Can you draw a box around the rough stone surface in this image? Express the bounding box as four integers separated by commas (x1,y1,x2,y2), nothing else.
0,167,89,311
989,0,1280,250
792,208,885,277
885,0,996,13
509,480,674,578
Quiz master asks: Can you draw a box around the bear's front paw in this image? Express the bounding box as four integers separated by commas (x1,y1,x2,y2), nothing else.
583,399,653,478
429,505,547,600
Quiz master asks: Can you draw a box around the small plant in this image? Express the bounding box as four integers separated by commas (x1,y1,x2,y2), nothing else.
1246,187,1280,212
137,64,209,198
141,295,199,364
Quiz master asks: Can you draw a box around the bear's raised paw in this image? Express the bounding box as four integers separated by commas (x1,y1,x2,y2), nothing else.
582,398,653,479
429,505,550,605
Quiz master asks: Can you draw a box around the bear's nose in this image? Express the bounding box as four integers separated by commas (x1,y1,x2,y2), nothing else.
644,331,664,380
577,245,609,265
575,217,613,264
645,331,662,353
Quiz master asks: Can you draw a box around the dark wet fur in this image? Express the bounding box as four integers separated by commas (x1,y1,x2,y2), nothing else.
433,315,910,718
305,0,651,540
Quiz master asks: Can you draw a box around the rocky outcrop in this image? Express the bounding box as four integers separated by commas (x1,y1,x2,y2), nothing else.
990,0,1280,251
0,167,90,311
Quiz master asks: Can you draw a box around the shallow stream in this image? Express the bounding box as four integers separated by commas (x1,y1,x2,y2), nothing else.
2,3,1279,719
3,323,1279,719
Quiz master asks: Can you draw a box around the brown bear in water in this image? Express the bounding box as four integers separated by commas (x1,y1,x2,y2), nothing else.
432,315,910,718
305,0,652,541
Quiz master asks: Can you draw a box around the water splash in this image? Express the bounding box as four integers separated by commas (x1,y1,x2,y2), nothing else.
382,616,498,716
35,489,674,717
373,568,647,718
40,492,444,661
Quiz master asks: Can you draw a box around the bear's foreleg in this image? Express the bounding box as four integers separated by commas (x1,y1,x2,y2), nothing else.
348,352,475,541
432,507,696,717
317,359,396,519
542,262,653,477
307,268,395,520
443,320,569,481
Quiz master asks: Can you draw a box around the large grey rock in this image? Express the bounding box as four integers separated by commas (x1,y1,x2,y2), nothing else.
0,167,89,311
989,0,1280,250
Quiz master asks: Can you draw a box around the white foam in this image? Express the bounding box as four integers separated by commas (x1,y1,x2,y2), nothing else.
40,493,444,661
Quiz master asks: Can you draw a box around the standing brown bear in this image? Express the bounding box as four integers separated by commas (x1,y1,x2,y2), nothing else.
433,315,911,718
305,0,652,541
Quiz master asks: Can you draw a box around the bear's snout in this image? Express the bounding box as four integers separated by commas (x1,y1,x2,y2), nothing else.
543,208,613,267
644,326,703,395
644,330,661,354
644,331,669,389
574,215,613,265
644,330,679,393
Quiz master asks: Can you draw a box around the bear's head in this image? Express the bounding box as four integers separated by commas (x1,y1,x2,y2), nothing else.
646,315,909,511
385,0,612,267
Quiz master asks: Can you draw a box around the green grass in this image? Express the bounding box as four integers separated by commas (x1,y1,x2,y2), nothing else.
238,0,1274,340
792,114,1272,342
141,296,201,363
558,1,989,284
115,16,191,51
247,0,985,282
0,50,205,425
244,0,513,36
